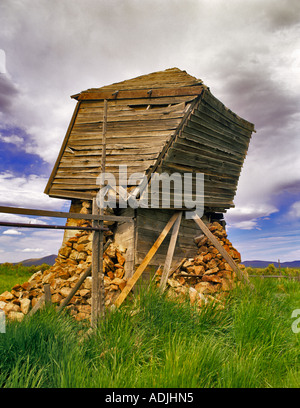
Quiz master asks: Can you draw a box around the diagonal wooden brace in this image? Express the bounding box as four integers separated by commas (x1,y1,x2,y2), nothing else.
159,211,183,292
114,212,181,307
191,212,252,287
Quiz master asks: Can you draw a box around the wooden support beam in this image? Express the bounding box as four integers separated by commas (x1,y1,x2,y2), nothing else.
44,284,52,306
114,212,181,307
159,211,182,292
0,205,134,223
191,213,252,287
91,101,107,327
0,221,107,232
27,295,45,318
57,266,91,312
91,204,105,326
72,86,204,101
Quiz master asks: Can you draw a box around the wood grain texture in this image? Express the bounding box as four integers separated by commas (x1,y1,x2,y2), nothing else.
159,211,182,292
114,212,180,307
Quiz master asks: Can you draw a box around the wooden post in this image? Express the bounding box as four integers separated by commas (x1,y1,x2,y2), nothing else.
101,99,108,174
159,211,182,292
44,284,52,306
27,284,52,318
26,295,45,318
114,212,181,307
192,213,252,287
91,199,105,327
91,100,108,327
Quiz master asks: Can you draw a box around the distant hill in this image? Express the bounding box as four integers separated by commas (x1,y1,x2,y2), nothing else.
242,260,300,268
14,254,57,267
9,255,300,269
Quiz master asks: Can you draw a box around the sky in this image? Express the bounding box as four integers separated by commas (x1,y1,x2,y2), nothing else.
0,0,300,263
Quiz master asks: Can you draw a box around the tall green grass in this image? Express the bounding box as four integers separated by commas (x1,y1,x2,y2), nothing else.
0,278,299,388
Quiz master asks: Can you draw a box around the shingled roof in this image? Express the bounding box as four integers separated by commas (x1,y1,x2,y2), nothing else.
45,68,254,212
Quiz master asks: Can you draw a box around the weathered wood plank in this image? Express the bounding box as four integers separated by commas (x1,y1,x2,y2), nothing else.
190,111,250,148
91,197,105,326
192,213,251,286
159,211,182,292
195,103,252,138
49,189,96,200
62,146,161,157
202,90,254,132
164,147,242,177
172,140,242,166
0,205,131,222
137,213,196,237
114,212,180,307
187,117,248,154
181,128,245,159
73,86,203,101
78,96,196,110
75,109,186,125
76,101,187,122
26,295,45,317
44,284,52,306
72,118,182,133
57,266,91,312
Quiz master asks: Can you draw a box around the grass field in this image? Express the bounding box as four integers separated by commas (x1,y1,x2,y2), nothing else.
0,263,50,294
0,266,299,388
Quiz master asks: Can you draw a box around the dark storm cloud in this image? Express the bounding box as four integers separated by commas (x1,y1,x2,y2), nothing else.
222,66,300,132
0,75,19,115
261,0,300,30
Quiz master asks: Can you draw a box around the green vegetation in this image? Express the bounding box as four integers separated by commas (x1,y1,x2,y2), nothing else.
0,263,50,294
245,264,300,278
0,277,299,388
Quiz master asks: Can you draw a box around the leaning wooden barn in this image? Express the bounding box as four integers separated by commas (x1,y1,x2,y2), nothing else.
44,67,255,284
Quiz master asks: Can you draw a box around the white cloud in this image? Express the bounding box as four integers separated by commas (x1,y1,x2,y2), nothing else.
0,134,24,148
0,212,47,225
0,133,24,147
288,201,300,218
21,247,44,253
227,220,259,231
0,229,64,263
2,229,23,235
0,171,69,210
0,49,6,74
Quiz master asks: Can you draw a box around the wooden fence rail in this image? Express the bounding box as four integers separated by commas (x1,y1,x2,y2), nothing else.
0,205,134,223
0,204,129,326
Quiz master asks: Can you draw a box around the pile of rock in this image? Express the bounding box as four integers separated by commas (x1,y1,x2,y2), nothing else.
155,222,245,308
0,227,127,322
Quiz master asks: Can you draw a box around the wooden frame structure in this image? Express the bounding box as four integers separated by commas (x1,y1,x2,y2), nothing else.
0,205,133,325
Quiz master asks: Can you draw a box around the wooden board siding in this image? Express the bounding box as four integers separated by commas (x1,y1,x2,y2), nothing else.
135,208,199,268
112,208,202,284
113,208,136,279
158,88,254,210
47,96,195,198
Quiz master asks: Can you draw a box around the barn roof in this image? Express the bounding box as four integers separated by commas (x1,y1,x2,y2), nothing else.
45,68,255,211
